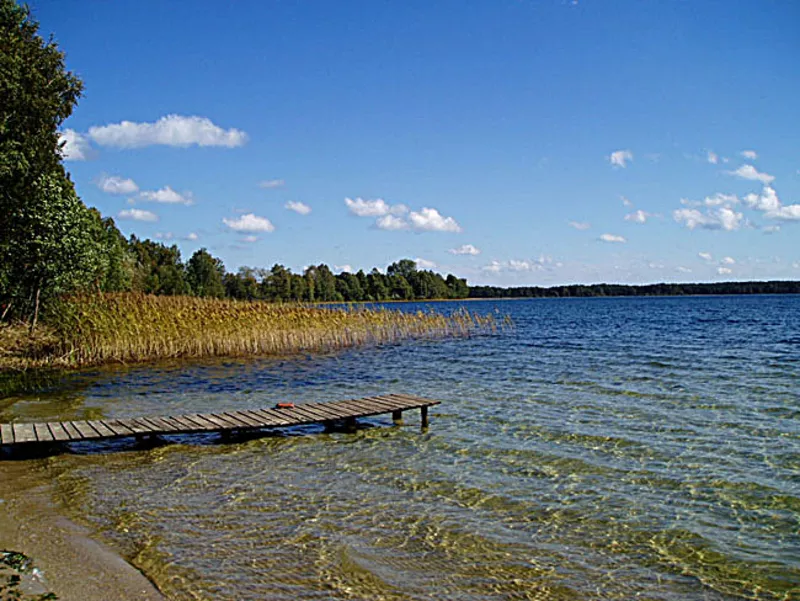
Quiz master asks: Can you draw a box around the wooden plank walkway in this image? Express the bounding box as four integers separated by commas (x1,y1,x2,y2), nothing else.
0,393,439,448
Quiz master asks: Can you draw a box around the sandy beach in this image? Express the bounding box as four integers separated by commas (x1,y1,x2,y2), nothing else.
0,461,165,601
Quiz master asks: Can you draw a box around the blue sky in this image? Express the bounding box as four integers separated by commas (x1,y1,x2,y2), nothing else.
35,0,800,286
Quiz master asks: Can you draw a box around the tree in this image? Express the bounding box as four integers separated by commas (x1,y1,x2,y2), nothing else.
186,248,226,298
128,236,190,295
0,0,89,322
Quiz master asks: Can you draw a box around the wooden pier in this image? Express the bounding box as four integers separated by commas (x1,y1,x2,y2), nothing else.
0,393,439,449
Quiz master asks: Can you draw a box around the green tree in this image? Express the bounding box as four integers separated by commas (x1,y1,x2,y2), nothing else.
186,248,226,298
0,0,94,323
128,236,190,295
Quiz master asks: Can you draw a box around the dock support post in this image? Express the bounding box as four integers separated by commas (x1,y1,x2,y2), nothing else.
420,406,429,429
345,416,357,432
392,410,403,424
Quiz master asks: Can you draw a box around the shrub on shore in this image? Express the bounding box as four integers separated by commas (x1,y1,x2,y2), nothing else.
5,293,496,369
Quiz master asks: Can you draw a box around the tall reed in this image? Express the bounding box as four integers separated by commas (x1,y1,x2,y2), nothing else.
35,293,497,367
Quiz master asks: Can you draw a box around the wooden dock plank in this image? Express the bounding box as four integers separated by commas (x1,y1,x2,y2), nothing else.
87,421,117,438
34,423,54,443
102,420,135,436
72,421,101,439
13,423,37,444
47,422,71,442
0,394,439,451
1,423,14,445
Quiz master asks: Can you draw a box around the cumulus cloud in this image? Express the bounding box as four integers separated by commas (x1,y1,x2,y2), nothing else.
744,186,780,212
415,257,437,270
698,252,713,261
717,267,733,275
88,114,247,149
185,232,199,241
621,196,633,207
624,210,652,224
727,164,774,185
449,244,481,255
334,264,353,273
139,186,194,205
118,208,157,222
96,174,138,195
375,214,408,230
482,256,556,273
345,197,402,217
609,150,633,168
673,206,743,231
767,204,800,221
707,150,719,164
408,207,462,232
568,221,591,230
285,201,311,215
741,150,758,160
242,235,259,243
223,213,275,233
59,129,92,161
721,256,736,265
676,266,692,273
259,179,285,189
599,233,626,243
154,232,174,240
762,225,780,234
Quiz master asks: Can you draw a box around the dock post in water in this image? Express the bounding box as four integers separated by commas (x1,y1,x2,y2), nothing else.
421,405,429,428
392,409,403,424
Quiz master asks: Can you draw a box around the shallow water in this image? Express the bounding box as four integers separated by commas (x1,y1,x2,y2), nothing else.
1,296,798,600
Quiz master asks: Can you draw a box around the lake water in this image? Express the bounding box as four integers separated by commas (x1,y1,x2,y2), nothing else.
1,296,798,600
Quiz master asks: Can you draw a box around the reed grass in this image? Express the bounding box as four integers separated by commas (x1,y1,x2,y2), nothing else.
6,292,497,368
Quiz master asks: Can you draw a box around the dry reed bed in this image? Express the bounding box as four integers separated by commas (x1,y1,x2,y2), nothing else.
41,293,497,367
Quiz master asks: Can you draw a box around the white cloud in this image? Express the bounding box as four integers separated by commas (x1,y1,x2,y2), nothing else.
345,197,395,217
139,185,194,205
335,264,353,273
717,267,733,275
223,213,275,233
767,204,800,221
96,174,139,195
285,201,311,215
568,221,591,230
727,164,774,185
259,179,285,189
609,150,633,168
408,207,462,232
449,244,481,255
185,232,199,241
793,262,800,269
154,232,174,240
59,129,91,161
707,150,719,164
375,214,408,230
698,252,713,261
741,150,758,160
704,193,739,207
673,206,743,231
624,210,651,224
744,186,780,212
599,233,626,243
676,266,692,273
482,256,555,273
415,257,437,270
118,208,157,222
762,225,780,234
242,235,259,243
88,114,247,149
721,256,736,265
621,196,633,208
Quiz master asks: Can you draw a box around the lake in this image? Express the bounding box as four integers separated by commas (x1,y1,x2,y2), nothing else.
1,296,798,600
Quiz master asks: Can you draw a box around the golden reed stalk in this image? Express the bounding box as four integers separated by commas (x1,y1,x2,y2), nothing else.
17,293,497,367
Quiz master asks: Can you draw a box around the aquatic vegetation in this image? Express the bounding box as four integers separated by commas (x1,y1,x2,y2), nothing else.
0,551,57,601
7,293,496,368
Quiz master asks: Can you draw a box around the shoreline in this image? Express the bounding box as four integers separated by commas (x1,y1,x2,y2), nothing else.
0,461,165,601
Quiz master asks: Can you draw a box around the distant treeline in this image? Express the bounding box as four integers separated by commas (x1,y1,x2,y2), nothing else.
123,238,470,303
469,281,800,299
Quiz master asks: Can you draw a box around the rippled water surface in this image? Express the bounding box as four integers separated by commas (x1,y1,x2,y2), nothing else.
2,296,799,600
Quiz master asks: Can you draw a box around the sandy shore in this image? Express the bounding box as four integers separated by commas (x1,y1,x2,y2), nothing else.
0,461,166,601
